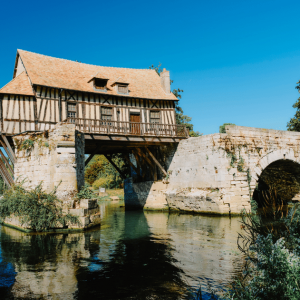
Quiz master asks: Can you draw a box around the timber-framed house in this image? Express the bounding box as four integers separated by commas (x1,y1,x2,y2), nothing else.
0,50,188,142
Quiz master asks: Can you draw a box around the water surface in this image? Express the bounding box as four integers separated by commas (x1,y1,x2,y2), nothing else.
0,201,243,299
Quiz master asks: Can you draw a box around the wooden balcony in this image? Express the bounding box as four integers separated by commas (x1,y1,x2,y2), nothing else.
66,118,189,139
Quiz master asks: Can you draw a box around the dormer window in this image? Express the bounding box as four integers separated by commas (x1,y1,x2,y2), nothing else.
118,84,128,94
88,73,109,92
94,79,108,90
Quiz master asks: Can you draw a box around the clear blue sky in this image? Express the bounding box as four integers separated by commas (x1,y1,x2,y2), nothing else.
1,0,300,135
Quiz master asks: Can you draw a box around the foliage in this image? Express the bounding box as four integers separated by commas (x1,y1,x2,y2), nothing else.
0,182,80,231
14,133,51,153
149,63,202,137
287,80,300,131
0,176,6,195
85,155,107,185
219,123,236,133
225,202,300,300
227,234,300,300
77,185,95,199
85,154,128,189
18,139,35,152
237,156,245,172
92,176,114,189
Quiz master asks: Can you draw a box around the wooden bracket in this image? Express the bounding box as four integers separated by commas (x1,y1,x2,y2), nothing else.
123,153,140,177
145,147,167,176
1,135,16,164
104,154,126,180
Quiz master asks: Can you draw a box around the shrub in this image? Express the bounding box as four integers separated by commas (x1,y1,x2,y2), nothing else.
226,203,300,300
0,183,80,231
77,185,95,199
92,176,114,190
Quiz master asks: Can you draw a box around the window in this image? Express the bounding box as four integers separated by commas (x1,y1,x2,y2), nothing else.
150,111,160,124
118,84,128,94
101,107,113,121
67,103,76,119
94,79,108,90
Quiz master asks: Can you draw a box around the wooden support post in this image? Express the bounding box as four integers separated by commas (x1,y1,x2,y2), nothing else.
123,153,140,177
132,151,141,178
0,136,15,164
145,147,167,176
0,166,10,187
0,157,13,186
0,148,13,174
59,89,62,122
133,149,146,180
104,154,126,180
135,148,154,180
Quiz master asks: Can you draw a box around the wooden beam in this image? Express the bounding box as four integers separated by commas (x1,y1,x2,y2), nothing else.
0,157,13,186
123,153,140,176
85,153,95,167
132,151,142,178
0,135,16,164
104,154,126,180
134,148,153,180
0,163,11,186
0,148,13,174
135,148,152,166
145,147,167,176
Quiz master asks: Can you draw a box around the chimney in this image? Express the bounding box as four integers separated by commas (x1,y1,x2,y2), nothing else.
160,68,170,94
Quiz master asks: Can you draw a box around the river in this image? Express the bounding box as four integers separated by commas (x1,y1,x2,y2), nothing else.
0,201,243,299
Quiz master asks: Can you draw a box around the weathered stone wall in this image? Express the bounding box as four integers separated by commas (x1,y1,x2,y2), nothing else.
125,126,300,214
14,122,85,199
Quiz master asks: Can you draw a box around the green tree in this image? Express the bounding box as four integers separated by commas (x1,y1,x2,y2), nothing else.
85,154,129,189
149,63,201,137
287,80,300,131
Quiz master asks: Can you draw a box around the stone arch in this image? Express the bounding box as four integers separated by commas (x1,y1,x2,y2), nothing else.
251,149,300,204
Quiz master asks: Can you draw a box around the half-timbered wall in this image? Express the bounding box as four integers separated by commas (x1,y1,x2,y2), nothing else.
1,86,176,134
2,95,36,134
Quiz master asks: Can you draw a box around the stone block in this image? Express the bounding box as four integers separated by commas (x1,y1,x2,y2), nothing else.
230,196,243,202
80,199,98,209
69,208,88,217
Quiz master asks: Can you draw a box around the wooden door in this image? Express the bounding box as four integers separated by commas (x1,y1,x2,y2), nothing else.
130,114,140,134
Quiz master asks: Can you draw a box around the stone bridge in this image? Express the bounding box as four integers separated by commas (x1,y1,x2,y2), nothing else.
12,122,300,215
125,125,300,214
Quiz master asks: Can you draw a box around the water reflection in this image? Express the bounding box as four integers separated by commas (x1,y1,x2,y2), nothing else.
0,201,243,299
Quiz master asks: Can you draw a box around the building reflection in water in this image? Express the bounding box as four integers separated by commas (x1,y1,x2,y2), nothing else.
0,201,243,299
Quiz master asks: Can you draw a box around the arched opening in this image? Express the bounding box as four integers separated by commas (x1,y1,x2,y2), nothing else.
253,159,300,209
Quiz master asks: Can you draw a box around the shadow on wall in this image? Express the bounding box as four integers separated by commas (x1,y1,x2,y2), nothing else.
124,178,153,209
124,144,178,210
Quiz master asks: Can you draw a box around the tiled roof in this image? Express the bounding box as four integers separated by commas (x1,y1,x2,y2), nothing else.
17,50,177,101
0,72,34,96
111,77,129,85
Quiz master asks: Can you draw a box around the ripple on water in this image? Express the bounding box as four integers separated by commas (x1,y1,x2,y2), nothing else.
0,201,243,299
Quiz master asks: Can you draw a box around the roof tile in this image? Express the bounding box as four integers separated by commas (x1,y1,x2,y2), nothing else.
17,50,177,101
0,72,34,96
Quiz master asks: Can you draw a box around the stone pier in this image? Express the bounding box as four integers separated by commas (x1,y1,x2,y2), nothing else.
13,122,85,199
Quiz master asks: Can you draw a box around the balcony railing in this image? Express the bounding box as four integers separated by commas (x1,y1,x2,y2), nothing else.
65,118,189,138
